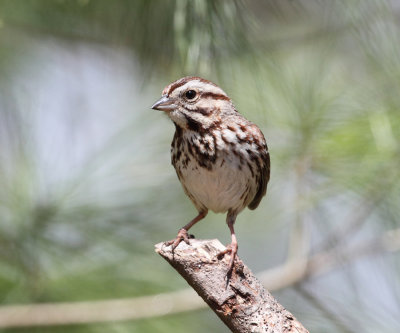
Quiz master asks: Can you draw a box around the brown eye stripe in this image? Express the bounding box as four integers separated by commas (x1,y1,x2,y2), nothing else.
201,92,230,101
166,78,190,95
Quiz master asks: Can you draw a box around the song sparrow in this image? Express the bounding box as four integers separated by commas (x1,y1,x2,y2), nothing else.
152,76,270,273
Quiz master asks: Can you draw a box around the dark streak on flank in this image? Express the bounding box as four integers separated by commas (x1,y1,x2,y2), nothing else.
175,148,182,162
171,125,183,166
247,161,254,177
182,155,190,169
172,125,183,151
246,148,262,180
211,133,217,159
187,140,194,157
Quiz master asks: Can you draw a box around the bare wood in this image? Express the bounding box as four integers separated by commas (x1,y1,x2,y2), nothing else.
155,239,309,333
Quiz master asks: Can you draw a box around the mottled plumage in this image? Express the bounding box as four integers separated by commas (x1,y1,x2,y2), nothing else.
152,76,270,273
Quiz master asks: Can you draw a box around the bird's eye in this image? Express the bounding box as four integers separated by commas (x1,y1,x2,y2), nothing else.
185,90,197,100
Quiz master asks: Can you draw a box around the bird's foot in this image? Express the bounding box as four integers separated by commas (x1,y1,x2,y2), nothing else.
165,228,191,251
218,242,238,274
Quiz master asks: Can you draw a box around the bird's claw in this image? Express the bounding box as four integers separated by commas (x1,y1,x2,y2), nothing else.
165,228,190,251
218,243,238,274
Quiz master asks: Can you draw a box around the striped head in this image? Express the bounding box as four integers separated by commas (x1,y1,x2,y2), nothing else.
151,76,236,131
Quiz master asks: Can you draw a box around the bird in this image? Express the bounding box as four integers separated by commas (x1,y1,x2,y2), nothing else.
152,76,270,273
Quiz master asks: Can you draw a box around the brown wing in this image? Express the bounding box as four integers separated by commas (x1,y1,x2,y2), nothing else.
248,126,270,210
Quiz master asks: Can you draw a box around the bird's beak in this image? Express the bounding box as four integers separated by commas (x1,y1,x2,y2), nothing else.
151,95,177,112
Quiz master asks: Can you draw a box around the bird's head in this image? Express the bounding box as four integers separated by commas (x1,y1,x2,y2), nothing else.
152,76,235,131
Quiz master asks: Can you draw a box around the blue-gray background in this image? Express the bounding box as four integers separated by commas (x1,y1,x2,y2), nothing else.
0,1,399,332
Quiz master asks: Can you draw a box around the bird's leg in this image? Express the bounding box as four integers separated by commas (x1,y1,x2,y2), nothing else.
165,210,208,250
218,212,238,274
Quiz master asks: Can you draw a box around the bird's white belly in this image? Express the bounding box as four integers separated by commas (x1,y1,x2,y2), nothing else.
180,155,253,213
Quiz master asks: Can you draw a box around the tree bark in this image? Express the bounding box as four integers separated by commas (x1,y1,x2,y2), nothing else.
155,239,309,333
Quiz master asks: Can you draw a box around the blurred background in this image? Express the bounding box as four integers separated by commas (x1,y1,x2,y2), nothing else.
0,0,399,332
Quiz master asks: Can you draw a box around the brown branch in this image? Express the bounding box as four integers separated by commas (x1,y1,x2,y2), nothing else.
155,239,309,333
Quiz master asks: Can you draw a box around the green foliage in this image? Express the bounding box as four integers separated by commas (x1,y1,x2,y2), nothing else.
0,0,399,332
